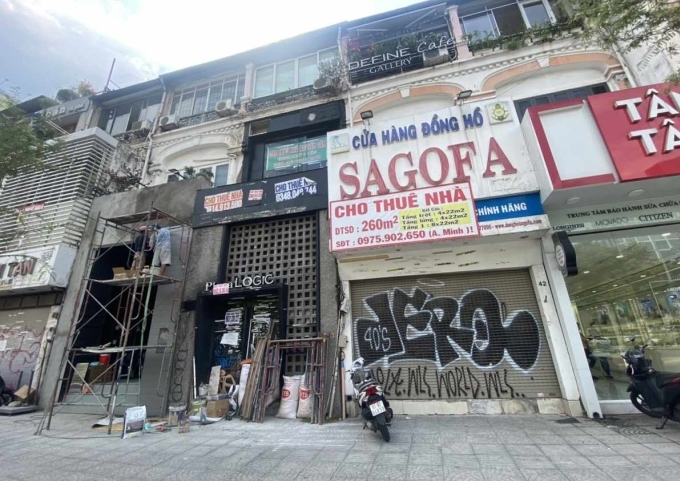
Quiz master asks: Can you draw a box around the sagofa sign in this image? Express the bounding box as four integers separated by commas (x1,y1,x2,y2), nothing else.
326,103,541,251
587,83,680,181
0,246,75,291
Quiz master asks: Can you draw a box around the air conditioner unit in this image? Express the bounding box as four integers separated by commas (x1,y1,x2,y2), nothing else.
215,99,236,116
131,119,152,131
159,114,179,131
313,78,330,93
423,47,449,67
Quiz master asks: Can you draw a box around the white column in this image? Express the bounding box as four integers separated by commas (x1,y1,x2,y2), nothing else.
540,234,602,418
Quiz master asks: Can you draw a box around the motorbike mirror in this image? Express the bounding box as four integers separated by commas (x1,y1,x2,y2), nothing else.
628,336,636,343
642,344,649,349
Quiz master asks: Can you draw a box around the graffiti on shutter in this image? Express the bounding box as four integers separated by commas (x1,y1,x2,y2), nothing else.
352,276,555,400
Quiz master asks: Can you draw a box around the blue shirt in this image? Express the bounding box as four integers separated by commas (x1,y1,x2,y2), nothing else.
154,228,170,248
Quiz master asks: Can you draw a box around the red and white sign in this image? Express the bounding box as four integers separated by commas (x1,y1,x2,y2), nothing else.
212,283,230,295
588,83,680,181
330,183,478,252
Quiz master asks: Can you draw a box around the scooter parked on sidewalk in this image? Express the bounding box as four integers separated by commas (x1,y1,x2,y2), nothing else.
349,357,393,442
623,337,680,429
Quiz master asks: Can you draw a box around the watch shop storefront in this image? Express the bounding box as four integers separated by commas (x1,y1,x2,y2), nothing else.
524,82,680,412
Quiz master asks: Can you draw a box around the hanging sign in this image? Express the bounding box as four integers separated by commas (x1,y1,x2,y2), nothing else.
552,230,577,277
330,183,478,251
266,137,327,172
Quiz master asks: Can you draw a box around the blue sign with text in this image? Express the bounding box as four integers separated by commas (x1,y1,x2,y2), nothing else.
475,193,544,222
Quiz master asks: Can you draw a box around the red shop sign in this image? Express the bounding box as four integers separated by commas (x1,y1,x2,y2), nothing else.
587,83,680,181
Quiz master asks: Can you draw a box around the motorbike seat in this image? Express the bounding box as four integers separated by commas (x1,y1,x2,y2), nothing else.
655,372,680,389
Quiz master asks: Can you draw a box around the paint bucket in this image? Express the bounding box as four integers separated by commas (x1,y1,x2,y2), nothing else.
191,399,206,415
151,266,161,276
99,354,111,365
167,404,186,427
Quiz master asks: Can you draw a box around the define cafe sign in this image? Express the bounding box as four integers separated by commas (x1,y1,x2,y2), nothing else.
326,102,540,252
587,83,680,181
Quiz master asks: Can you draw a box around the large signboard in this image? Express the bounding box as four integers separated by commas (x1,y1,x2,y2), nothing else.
266,137,327,172
0,245,75,292
193,168,328,227
327,102,542,251
331,183,478,251
549,195,680,234
587,83,680,181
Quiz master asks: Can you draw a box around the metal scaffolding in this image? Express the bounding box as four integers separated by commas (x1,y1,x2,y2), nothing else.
35,206,191,435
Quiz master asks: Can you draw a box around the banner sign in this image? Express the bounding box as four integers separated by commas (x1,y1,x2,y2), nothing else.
330,183,478,252
549,195,680,234
193,168,328,228
475,193,544,222
266,137,327,172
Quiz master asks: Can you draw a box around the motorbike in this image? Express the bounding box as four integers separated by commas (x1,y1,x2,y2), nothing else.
0,375,13,406
349,357,393,442
622,337,680,429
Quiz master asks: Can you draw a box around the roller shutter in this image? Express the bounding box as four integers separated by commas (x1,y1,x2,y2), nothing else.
350,269,560,401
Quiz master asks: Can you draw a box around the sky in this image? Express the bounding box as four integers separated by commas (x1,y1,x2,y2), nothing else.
0,0,420,100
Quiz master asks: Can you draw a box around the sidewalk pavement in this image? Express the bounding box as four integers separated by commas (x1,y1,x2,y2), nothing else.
1,411,679,481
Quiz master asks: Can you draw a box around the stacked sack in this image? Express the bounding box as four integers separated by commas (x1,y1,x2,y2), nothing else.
275,375,313,419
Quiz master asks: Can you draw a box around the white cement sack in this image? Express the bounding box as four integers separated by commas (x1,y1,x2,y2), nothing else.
276,375,302,419
238,364,250,409
296,378,312,419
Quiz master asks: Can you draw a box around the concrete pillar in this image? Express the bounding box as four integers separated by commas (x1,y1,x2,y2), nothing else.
447,5,472,61
540,234,602,418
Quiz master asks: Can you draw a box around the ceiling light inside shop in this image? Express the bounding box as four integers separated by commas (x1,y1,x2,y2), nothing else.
566,197,580,205
616,254,624,259
583,270,590,274
613,284,618,287
628,189,645,197
662,233,671,237
592,290,597,293
640,274,647,278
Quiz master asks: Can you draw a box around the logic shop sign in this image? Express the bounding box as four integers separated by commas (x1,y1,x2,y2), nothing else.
327,103,540,251
587,83,680,181
192,169,328,227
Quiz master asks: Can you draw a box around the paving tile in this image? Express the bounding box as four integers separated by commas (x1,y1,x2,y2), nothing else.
480,466,526,481
572,444,619,456
548,456,595,468
409,452,443,465
476,455,516,467
585,455,634,467
332,462,373,480
344,451,379,464
624,434,668,444
443,467,484,481
529,434,567,445
521,468,569,481
645,467,680,479
504,444,543,456
644,442,680,454
441,444,474,455
369,464,407,480
609,443,657,456
381,443,411,453
471,443,507,455
626,454,678,467
442,455,480,467
374,453,408,465
406,464,444,480
604,468,662,481
539,445,580,457
563,436,602,445
513,456,555,468
559,467,614,481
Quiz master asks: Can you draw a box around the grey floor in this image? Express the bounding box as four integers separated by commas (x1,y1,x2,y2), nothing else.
1,411,679,480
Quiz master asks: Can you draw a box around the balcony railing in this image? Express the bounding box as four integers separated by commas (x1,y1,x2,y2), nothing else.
178,108,240,128
246,85,318,113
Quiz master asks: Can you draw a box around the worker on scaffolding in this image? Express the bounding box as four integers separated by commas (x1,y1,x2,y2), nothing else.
132,226,150,271
149,224,171,277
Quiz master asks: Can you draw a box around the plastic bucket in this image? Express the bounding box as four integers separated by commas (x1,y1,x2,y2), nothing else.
99,354,111,365
167,404,186,427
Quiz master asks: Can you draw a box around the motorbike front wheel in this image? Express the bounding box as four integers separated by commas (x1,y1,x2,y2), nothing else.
630,389,663,418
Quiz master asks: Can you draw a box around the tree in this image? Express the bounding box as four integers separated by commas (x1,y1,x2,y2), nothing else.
55,88,78,103
75,80,96,98
565,0,680,82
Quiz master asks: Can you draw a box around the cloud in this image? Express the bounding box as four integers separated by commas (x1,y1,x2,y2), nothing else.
3,0,419,96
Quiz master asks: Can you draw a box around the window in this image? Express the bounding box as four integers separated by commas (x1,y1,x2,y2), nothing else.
98,92,163,136
170,73,246,119
264,135,327,178
514,84,609,120
215,164,229,186
461,0,557,41
521,0,552,27
462,12,497,40
253,48,338,98
167,174,179,183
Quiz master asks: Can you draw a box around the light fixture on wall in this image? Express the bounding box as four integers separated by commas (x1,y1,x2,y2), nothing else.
456,90,473,106
360,110,373,122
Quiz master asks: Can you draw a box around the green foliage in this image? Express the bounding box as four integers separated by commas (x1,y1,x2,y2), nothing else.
55,88,78,103
318,56,348,92
565,0,680,82
183,166,214,181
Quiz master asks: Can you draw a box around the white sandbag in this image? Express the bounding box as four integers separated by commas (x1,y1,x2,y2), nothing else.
297,378,312,419
238,364,250,409
276,375,302,419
